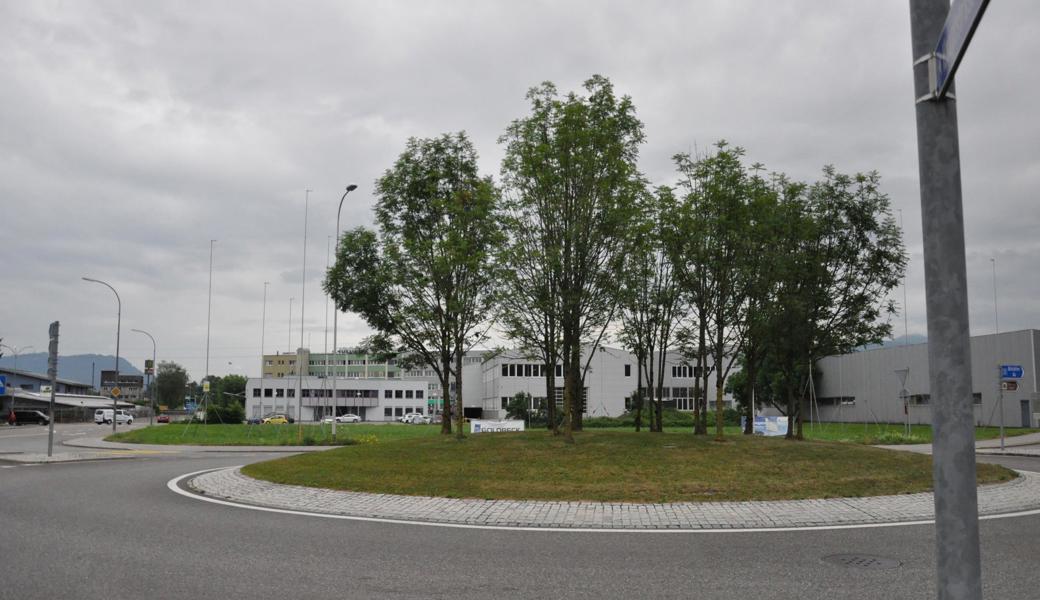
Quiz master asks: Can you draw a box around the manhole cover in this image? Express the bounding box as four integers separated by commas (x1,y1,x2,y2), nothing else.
822,554,902,570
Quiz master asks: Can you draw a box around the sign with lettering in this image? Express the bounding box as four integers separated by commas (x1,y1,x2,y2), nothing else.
470,419,525,434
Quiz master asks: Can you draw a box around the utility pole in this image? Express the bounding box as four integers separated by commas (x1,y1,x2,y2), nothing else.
299,189,311,423
909,1,989,597
205,239,216,420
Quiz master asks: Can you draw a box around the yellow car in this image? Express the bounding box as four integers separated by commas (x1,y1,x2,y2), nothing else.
262,415,288,424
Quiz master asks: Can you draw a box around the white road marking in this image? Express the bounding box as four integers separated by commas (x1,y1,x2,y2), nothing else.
167,468,1040,534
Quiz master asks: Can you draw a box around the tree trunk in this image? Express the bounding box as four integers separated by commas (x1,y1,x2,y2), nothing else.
569,340,583,432
784,382,796,440
695,311,708,435
440,353,452,435
454,349,465,440
796,391,805,441
634,352,644,432
545,361,559,435
743,356,756,435
561,326,575,443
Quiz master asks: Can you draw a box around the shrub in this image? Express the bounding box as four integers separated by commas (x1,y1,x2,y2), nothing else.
204,403,245,424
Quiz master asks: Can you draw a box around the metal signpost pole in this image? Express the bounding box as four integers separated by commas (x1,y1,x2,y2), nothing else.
47,321,59,457
998,367,1005,451
909,1,989,597
132,330,157,427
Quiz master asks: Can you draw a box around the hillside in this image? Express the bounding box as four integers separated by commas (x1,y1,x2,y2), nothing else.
0,353,143,386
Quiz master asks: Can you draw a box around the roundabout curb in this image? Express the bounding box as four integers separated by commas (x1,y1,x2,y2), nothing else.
171,466,1040,533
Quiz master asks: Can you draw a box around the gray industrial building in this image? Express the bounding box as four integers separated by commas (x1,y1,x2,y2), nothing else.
808,329,1039,428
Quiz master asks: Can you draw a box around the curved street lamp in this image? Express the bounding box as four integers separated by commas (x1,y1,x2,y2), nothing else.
131,329,156,427
331,184,358,439
82,277,121,433
0,344,34,373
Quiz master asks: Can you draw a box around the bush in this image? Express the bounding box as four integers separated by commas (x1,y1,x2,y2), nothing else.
204,403,245,424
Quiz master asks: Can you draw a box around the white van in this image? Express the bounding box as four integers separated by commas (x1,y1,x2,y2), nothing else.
94,409,134,425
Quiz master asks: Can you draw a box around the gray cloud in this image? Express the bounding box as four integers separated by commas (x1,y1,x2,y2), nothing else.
2,1,1037,379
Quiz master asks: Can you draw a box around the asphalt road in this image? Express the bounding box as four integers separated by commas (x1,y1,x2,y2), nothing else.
2,442,1039,599
0,421,140,455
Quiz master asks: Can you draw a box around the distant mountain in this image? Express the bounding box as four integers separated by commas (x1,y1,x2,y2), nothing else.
0,353,143,386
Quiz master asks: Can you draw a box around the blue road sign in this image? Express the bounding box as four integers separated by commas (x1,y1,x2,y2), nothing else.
932,0,990,98
1001,365,1023,379
0,375,6,395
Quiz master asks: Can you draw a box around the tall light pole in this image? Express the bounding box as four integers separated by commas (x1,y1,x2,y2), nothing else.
82,277,121,433
0,344,33,373
131,329,157,427
298,189,311,424
323,235,331,422
205,239,216,419
992,258,1005,450
260,281,270,390
331,184,358,439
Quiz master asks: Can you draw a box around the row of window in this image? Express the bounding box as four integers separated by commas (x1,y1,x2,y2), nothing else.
501,363,563,378
252,388,423,399
671,365,714,378
907,393,982,406
384,406,424,417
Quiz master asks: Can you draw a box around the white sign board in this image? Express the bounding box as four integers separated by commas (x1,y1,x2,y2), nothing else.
753,416,788,437
470,419,525,434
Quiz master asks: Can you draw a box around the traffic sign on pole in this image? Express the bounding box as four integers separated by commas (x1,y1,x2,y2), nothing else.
929,0,990,99
1000,365,1023,379
1001,381,1018,392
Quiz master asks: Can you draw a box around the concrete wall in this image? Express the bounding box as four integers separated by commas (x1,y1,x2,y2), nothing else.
811,329,1039,427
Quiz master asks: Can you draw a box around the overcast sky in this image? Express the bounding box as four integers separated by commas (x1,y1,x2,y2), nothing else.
2,1,1037,382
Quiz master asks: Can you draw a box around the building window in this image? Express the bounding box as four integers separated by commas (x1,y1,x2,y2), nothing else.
502,397,509,409
394,407,404,417
253,388,261,398
502,364,508,377
302,389,310,398
555,364,562,377
385,390,392,398
287,389,295,398
416,390,424,399
508,364,516,377
625,364,631,377
395,390,403,399
406,390,413,399
263,388,273,398
276,388,284,398
384,407,392,417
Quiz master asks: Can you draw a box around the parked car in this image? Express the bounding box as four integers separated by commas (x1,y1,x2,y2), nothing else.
262,415,289,424
320,414,362,424
246,417,263,425
401,412,430,424
156,414,170,423
94,409,133,425
13,410,50,426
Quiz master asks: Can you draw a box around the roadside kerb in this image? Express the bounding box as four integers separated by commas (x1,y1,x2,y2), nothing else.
63,436,338,454
182,467,1040,530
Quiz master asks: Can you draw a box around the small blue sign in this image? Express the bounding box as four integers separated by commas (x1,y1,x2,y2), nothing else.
1001,365,1024,379
0,375,6,395
184,401,197,412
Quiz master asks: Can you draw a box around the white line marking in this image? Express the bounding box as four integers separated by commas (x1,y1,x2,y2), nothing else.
167,468,1040,534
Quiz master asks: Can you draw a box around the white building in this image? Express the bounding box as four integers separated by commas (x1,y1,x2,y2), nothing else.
246,345,734,422
807,329,1040,428
479,346,732,419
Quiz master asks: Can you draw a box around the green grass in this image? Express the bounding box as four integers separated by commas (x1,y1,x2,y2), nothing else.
106,423,439,446
796,422,1040,445
240,430,1015,503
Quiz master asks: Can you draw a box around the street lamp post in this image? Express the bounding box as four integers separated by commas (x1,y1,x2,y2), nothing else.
331,184,358,439
0,344,34,373
82,277,121,434
131,329,157,427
